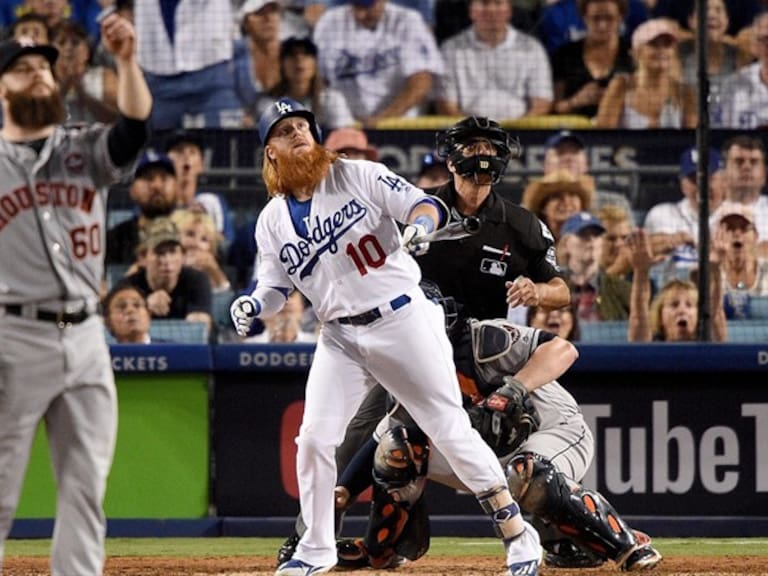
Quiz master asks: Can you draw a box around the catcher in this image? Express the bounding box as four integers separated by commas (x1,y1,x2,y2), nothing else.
333,283,663,572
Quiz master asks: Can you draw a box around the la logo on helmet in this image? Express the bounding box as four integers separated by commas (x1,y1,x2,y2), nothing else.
276,101,293,114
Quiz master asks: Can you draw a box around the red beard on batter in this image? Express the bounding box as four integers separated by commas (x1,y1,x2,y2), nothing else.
263,142,337,197
5,85,66,129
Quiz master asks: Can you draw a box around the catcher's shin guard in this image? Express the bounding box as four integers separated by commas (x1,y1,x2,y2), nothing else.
361,484,429,567
506,453,638,563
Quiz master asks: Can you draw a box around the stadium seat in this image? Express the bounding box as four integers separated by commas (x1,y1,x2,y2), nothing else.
579,320,629,343
747,296,768,320
149,320,210,344
106,264,131,290
726,319,768,343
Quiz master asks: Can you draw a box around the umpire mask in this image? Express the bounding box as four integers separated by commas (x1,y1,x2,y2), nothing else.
436,117,521,185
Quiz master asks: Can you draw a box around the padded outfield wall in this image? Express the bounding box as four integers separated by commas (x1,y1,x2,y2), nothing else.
11,343,768,538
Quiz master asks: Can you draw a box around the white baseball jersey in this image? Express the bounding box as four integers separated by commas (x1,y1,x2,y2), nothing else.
721,63,768,129
0,124,122,307
135,0,233,75
255,158,426,320
312,3,444,120
437,26,552,119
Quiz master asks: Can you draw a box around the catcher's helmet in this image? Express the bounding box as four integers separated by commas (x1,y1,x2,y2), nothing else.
420,279,460,336
436,117,521,184
257,97,322,145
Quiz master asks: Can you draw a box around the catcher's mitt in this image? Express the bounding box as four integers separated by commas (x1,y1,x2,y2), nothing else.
468,377,540,457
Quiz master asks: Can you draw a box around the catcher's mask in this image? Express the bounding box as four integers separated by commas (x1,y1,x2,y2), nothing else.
436,117,521,185
420,280,460,337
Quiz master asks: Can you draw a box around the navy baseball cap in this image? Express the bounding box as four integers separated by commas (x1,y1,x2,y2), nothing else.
351,0,377,6
135,151,176,179
561,211,606,237
258,97,321,145
419,151,447,176
545,130,585,151
0,37,58,76
679,147,722,178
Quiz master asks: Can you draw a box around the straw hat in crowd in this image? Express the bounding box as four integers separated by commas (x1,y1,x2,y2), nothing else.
521,169,595,214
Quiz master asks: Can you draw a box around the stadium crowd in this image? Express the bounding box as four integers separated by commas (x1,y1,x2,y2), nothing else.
4,0,768,344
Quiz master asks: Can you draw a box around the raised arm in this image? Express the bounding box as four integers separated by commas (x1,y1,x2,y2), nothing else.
627,229,654,342
100,11,152,120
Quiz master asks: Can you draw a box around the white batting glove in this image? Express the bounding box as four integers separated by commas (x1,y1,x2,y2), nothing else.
401,223,430,256
230,295,262,337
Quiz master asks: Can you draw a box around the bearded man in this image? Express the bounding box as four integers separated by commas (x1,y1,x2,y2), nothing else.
0,13,152,576
230,98,544,576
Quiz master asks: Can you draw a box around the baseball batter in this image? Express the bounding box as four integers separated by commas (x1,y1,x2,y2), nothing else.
231,98,542,576
334,289,663,571
0,14,152,576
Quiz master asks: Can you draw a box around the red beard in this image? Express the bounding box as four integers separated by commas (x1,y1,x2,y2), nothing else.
5,84,66,129
263,142,337,197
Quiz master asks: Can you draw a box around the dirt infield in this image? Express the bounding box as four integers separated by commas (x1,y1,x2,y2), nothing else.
4,555,768,575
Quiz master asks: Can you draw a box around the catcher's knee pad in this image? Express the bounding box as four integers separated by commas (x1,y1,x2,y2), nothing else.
373,425,429,504
505,453,636,562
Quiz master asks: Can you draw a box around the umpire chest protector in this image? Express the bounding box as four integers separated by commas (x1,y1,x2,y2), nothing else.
417,183,561,320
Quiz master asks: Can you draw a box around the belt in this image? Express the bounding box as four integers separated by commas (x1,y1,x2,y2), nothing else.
337,294,411,326
4,304,90,325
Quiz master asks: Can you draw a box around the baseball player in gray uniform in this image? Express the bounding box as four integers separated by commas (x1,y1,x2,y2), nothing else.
334,285,663,572
0,11,152,576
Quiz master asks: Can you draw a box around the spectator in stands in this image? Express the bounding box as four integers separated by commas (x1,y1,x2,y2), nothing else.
244,290,317,342
134,0,243,129
313,0,444,127
722,12,768,129
50,20,119,124
627,228,727,342
526,302,581,341
643,146,725,286
652,0,757,40
7,13,51,44
435,0,552,119
233,0,283,124
542,130,635,221
551,0,634,119
415,150,451,188
539,0,649,55
732,0,768,64
171,209,232,293
677,0,743,126
122,217,213,329
254,37,355,130
307,0,436,28
106,151,179,265
556,211,609,321
163,130,234,247
522,169,594,241
324,126,378,160
715,203,768,319
595,18,697,128
718,134,768,255
16,0,71,32
103,284,152,344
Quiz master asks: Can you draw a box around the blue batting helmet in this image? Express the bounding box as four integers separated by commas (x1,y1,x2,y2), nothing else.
257,98,322,145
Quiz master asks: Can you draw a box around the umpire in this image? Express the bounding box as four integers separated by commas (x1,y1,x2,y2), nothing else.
416,116,570,320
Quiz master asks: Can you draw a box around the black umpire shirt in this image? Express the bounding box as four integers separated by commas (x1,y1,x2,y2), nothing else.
417,182,564,320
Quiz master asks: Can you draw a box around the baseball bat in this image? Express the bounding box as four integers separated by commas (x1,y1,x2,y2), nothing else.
412,215,482,244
